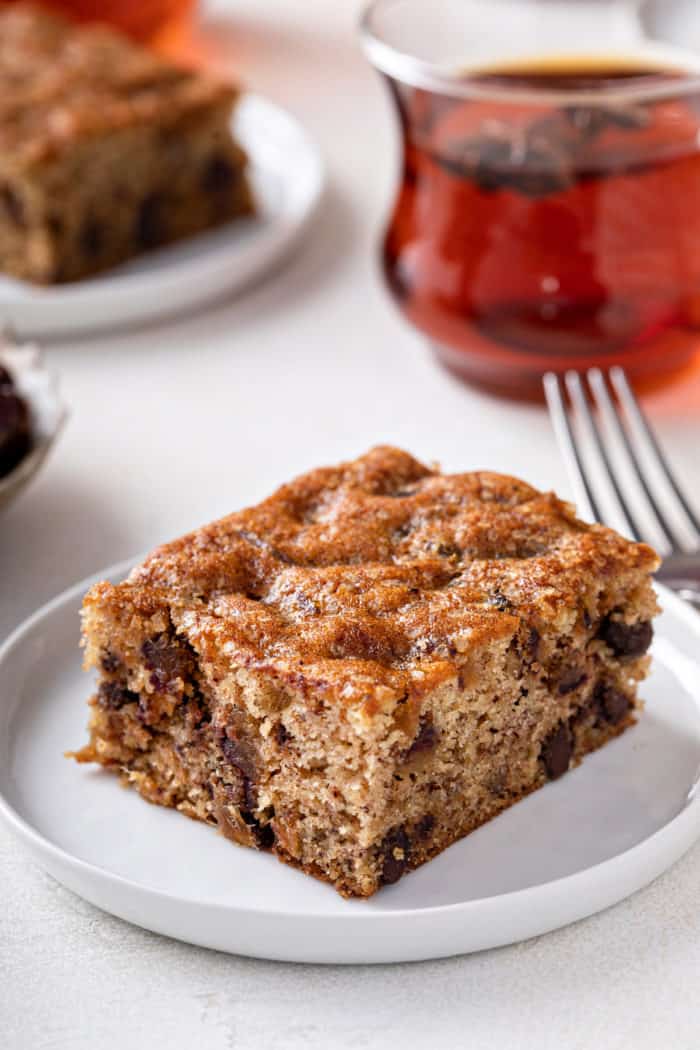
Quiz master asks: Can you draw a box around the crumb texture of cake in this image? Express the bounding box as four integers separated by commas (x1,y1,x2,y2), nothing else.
72,446,660,897
0,4,253,283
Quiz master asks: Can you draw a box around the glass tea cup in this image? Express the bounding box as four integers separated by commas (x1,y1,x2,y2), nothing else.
361,0,700,399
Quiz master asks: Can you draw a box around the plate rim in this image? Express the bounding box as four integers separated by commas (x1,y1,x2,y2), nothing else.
0,94,326,337
2,560,700,956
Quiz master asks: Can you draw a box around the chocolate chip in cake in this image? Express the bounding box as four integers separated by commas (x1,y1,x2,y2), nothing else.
100,650,123,674
541,723,572,779
254,822,275,849
598,617,653,658
275,722,290,746
202,154,235,192
141,635,195,689
415,813,435,839
242,812,275,850
97,680,138,710
380,826,411,885
220,733,257,783
240,806,275,849
136,192,164,249
557,665,588,695
405,714,439,758
594,682,632,726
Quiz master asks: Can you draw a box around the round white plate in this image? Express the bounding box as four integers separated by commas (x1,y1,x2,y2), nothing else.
1,563,699,965
0,95,325,338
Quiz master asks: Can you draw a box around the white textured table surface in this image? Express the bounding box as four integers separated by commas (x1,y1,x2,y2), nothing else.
2,1,700,1046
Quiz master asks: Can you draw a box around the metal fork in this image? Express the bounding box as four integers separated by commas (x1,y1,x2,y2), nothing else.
544,367,700,611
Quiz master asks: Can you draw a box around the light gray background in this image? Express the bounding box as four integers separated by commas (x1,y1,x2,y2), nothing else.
2,1,700,1046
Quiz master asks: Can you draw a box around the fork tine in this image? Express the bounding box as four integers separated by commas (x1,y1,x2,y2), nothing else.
543,372,599,522
564,370,643,541
587,368,677,551
609,367,700,543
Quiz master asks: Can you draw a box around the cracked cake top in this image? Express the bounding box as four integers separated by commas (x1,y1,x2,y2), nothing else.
85,446,659,705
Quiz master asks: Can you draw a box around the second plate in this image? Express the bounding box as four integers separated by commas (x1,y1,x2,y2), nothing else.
0,95,325,338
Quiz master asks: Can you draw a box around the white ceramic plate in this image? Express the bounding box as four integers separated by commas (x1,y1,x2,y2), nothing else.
1,562,699,965
0,95,325,338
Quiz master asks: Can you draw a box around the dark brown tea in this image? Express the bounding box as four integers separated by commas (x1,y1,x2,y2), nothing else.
384,57,700,397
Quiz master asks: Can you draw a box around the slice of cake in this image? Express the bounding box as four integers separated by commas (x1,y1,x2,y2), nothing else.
71,447,659,897
0,4,253,284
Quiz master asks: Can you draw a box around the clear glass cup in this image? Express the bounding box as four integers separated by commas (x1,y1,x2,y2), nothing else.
360,0,700,399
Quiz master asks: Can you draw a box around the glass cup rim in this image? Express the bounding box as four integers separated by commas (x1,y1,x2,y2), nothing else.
359,0,700,104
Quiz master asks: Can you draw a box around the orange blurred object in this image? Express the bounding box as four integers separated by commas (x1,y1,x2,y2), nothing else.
2,0,196,44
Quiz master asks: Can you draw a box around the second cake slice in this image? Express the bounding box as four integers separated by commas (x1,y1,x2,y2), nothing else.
0,4,253,283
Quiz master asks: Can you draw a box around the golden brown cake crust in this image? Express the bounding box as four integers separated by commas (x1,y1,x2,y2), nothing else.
0,4,237,172
87,445,659,710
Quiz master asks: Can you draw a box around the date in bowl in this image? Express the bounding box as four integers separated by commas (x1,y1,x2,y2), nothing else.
0,332,67,514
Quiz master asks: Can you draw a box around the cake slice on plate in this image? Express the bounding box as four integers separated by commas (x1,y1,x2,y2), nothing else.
72,447,659,897
0,3,253,283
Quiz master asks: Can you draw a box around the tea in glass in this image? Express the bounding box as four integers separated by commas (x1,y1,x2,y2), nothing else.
362,0,700,398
